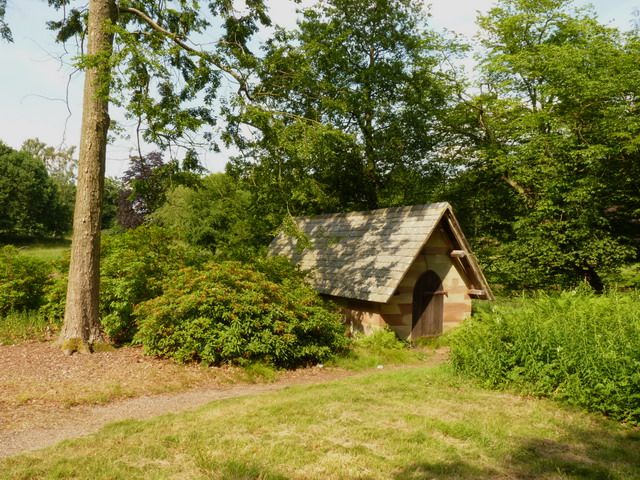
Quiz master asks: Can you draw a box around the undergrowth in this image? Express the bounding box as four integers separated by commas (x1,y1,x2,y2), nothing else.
0,310,55,345
134,261,348,368
330,328,425,370
450,291,640,424
0,246,51,314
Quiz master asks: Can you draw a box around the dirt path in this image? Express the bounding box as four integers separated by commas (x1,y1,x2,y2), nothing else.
0,342,448,459
0,368,355,459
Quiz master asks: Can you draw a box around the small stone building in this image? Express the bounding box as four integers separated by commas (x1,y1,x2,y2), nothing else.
269,203,493,340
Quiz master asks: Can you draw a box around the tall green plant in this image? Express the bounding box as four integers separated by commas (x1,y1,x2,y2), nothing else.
0,142,69,237
227,0,463,221
152,173,267,259
450,292,640,424
100,226,213,344
0,246,51,315
42,226,213,344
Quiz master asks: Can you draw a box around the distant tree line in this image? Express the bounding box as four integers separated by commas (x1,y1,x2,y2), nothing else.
0,140,119,238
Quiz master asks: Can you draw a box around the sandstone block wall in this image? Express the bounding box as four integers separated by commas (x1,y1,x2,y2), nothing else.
340,228,472,339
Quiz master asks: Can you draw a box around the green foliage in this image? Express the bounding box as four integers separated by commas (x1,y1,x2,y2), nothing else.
152,173,266,259
99,226,213,344
39,268,68,325
134,261,348,368
447,0,640,291
239,362,278,383
118,152,203,229
227,0,462,223
450,292,640,424
603,263,640,291
0,246,51,315
331,328,422,370
352,328,407,352
102,177,122,229
0,310,55,345
21,138,77,234
40,226,213,344
249,255,308,285
45,1,273,151
0,141,69,236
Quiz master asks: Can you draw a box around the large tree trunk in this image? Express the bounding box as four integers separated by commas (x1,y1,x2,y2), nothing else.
59,0,117,354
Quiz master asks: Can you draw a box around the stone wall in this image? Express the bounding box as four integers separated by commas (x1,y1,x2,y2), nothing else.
340,228,472,339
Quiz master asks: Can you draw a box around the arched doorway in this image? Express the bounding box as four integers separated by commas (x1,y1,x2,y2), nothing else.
412,270,444,339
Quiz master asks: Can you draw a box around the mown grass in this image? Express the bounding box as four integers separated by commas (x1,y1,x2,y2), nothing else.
0,310,55,345
18,244,69,262
2,365,639,479
1,237,70,262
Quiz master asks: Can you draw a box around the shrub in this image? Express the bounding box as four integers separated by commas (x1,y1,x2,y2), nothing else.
41,226,213,344
0,246,51,314
39,267,68,325
151,173,266,260
0,310,55,345
134,261,348,368
250,255,308,284
450,291,640,424
99,226,213,344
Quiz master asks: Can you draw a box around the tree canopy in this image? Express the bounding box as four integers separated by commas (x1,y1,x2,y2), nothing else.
2,0,639,333
227,0,462,229
445,0,640,290
0,142,68,237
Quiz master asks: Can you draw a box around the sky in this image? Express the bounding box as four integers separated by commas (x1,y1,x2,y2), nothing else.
0,0,637,178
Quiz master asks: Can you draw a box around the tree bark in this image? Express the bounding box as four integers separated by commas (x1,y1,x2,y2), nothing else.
59,0,117,354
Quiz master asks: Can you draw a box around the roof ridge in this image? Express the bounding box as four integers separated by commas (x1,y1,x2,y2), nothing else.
296,202,451,221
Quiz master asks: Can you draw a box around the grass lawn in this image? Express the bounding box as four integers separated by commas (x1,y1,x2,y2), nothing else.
15,239,70,262
2,365,638,480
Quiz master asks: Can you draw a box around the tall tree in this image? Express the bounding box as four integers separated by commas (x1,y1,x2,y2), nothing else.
117,151,201,229
58,0,116,353
21,139,77,233
227,0,461,224
30,0,271,353
451,0,639,290
152,173,264,259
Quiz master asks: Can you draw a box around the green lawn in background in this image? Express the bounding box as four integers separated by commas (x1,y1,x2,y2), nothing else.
0,235,70,262
2,365,638,480
15,239,70,262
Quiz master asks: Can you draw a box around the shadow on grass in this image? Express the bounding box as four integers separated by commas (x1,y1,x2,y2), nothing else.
195,456,290,480
395,460,496,479
0,234,70,247
395,421,640,479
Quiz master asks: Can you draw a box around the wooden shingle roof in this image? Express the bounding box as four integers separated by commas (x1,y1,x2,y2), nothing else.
269,203,493,303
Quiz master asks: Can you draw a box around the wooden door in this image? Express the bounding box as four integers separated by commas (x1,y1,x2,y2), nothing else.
412,270,444,339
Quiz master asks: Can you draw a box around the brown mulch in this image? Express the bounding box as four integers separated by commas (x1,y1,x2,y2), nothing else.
0,341,448,459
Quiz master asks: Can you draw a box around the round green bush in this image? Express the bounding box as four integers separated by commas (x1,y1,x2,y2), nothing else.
0,246,51,314
134,261,348,368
